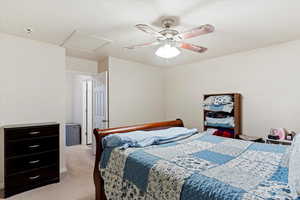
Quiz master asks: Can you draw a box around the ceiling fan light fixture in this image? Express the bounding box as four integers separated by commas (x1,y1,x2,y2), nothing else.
155,44,180,59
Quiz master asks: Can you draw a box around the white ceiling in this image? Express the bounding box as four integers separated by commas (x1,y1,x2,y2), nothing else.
1,0,300,67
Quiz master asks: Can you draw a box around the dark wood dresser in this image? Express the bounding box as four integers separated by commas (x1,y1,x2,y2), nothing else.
1,123,60,198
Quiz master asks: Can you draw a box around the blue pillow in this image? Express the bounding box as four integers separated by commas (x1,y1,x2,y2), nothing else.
102,127,198,149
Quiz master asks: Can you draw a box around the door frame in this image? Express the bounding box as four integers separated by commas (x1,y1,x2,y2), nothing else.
81,79,93,145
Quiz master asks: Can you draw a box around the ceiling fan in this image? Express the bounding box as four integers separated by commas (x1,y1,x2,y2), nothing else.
125,18,214,59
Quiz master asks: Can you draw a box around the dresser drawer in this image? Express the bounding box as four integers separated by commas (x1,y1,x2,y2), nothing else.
5,125,59,141
6,151,59,175
5,165,59,189
6,136,59,158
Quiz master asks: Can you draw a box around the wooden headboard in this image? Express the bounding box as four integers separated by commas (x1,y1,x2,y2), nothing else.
93,119,184,200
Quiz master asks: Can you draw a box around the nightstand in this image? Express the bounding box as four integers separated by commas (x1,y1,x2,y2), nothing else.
238,135,264,143
265,138,292,145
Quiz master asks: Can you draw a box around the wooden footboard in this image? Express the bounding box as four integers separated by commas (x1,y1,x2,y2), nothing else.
93,119,184,200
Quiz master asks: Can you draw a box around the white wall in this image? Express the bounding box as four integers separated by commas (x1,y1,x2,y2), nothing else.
65,72,74,123
164,40,300,137
108,57,165,127
66,56,98,73
70,75,85,125
0,33,66,181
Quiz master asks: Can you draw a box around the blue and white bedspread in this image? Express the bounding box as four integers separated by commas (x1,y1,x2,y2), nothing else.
100,133,296,200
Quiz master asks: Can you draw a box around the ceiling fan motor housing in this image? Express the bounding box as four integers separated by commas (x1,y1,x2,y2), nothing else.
161,18,176,28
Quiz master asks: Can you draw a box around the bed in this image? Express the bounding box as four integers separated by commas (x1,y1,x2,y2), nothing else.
93,119,296,200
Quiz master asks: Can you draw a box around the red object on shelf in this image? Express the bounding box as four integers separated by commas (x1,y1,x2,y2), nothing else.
213,130,223,136
223,131,233,138
213,130,234,138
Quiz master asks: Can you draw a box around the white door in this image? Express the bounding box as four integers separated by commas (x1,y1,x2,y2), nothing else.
92,71,108,153
93,72,108,129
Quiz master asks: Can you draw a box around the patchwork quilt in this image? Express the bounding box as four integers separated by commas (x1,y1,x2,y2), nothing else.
100,133,296,200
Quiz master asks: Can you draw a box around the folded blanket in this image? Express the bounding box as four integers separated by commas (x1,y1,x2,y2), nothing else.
205,116,235,128
204,103,234,113
102,127,198,149
206,111,232,118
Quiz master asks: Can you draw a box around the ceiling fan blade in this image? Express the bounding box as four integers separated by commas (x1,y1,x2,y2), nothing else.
174,24,214,41
178,43,207,53
135,24,166,40
124,41,160,50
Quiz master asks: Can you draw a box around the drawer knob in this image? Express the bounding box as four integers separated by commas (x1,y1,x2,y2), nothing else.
28,160,40,164
29,175,40,180
28,144,40,148
28,131,40,135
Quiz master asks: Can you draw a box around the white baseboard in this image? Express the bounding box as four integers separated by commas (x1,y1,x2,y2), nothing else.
60,167,67,174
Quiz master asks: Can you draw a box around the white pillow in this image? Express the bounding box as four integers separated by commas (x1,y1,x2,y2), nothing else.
288,133,300,198
203,95,233,106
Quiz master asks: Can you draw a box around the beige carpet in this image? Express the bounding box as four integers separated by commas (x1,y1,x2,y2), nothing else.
2,145,95,200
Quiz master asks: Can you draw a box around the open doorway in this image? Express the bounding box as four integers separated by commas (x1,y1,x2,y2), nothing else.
65,71,108,150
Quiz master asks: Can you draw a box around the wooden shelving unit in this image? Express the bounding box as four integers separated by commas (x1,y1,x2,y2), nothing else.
203,93,242,138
